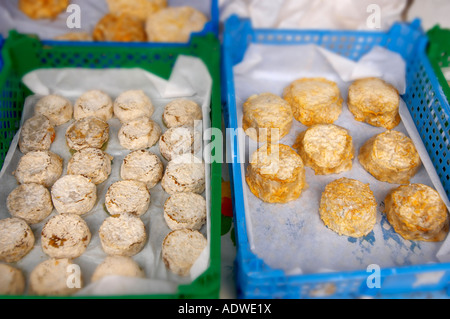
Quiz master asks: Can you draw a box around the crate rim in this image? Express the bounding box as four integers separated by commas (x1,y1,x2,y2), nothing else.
223,15,450,298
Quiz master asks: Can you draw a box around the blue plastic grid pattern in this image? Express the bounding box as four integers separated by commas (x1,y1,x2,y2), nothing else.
223,15,450,299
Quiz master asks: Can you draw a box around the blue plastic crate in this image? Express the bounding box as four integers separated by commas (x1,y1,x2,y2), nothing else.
223,15,450,299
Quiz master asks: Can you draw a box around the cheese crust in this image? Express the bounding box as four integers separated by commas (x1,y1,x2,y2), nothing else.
34,94,73,126
246,143,306,203
91,256,145,282
113,90,154,123
29,258,83,296
19,0,69,20
13,150,63,187
67,147,113,185
0,264,25,295
105,180,151,217
162,98,203,128
283,77,343,126
99,214,147,257
162,229,207,276
159,125,200,161
51,174,97,215
0,218,35,263
242,92,293,142
358,130,421,184
145,6,208,43
163,192,206,231
65,116,109,151
384,183,449,241
161,153,205,195
319,177,377,238
293,124,354,175
118,116,162,150
19,114,55,154
347,77,400,129
7,183,53,224
93,13,147,42
73,90,113,122
41,214,92,259
120,149,164,189
106,0,167,22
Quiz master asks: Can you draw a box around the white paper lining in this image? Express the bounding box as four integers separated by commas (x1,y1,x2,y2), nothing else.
233,43,450,275
0,55,213,296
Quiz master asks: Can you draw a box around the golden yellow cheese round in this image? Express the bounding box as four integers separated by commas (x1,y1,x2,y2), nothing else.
246,144,307,203
283,77,343,126
293,124,354,175
19,0,69,20
93,13,147,42
242,92,293,143
106,0,167,22
347,77,400,129
319,177,377,238
384,183,449,242
358,130,421,184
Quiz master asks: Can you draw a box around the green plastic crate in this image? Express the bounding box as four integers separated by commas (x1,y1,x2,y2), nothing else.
427,25,450,104
0,30,222,299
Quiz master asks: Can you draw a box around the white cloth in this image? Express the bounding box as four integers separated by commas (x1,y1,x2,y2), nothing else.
220,0,407,30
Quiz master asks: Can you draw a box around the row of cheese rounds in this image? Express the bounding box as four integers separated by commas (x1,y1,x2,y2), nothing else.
244,76,448,242
0,90,207,295
19,0,208,43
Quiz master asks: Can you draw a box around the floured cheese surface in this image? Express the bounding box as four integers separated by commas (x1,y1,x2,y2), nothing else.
74,90,113,121
161,153,205,194
41,214,91,259
162,98,202,128
29,258,82,296
113,90,154,123
118,117,162,150
105,180,150,217
0,218,35,263
164,192,206,230
162,229,207,276
99,214,147,256
120,149,164,189
34,94,73,126
19,114,55,154
14,150,63,187
7,183,53,224
65,116,109,151
67,148,113,185
0,264,25,295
